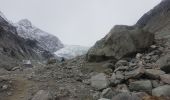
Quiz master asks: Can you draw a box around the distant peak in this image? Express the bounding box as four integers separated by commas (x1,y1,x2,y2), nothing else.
0,11,8,21
18,19,32,27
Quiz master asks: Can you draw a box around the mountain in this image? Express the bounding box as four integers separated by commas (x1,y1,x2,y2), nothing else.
15,19,64,53
55,45,89,59
0,14,40,70
0,11,56,70
136,0,170,41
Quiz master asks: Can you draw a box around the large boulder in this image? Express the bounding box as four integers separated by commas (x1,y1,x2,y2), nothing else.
87,25,154,62
152,85,170,97
156,54,170,73
145,69,165,79
129,80,152,93
90,73,110,90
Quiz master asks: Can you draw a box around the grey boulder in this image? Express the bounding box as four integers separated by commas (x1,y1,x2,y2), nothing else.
32,90,52,100
145,69,165,79
152,85,170,96
156,54,170,73
129,80,152,93
87,25,154,62
90,73,110,90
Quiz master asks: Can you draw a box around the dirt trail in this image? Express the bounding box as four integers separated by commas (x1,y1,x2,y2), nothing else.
5,77,34,100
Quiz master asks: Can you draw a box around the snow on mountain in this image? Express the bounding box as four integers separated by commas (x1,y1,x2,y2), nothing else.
0,11,8,22
54,45,90,59
15,19,64,53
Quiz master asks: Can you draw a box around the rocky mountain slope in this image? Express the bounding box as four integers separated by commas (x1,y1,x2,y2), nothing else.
136,0,170,41
15,19,64,53
0,12,56,71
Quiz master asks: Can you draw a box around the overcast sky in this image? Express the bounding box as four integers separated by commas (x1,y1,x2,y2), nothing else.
0,0,161,46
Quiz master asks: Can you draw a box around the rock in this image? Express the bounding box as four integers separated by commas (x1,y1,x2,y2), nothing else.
152,85,170,96
112,92,142,100
2,84,8,90
90,73,110,90
152,80,162,88
124,67,145,79
115,71,124,84
102,63,115,69
32,90,52,100
110,72,125,86
104,68,113,75
129,80,152,93
100,88,115,99
114,66,129,72
93,92,101,100
115,60,129,68
145,69,165,79
109,73,116,85
156,54,170,73
136,53,143,60
115,84,129,93
160,74,170,84
98,98,110,100
134,92,149,99
47,58,57,64
87,25,154,62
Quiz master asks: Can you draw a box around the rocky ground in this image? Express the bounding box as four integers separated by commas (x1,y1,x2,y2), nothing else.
0,37,170,100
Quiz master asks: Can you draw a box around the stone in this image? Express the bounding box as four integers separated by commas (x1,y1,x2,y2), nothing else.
109,73,117,85
134,92,149,99
129,80,152,93
156,54,170,73
112,92,142,100
98,98,110,100
124,67,145,79
152,85,170,96
32,90,52,100
152,80,162,88
2,84,8,90
115,60,129,68
87,25,154,62
160,74,170,84
47,58,57,64
93,92,101,100
114,66,129,72
90,73,110,90
102,63,115,69
145,69,165,79
115,84,129,93
100,88,115,99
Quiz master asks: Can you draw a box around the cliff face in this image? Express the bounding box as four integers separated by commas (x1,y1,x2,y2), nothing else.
15,19,64,53
136,0,170,40
0,13,54,70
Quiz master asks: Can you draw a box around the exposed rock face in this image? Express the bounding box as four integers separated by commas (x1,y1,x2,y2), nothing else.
129,80,152,93
15,19,64,53
87,25,154,62
136,0,170,41
156,54,170,73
